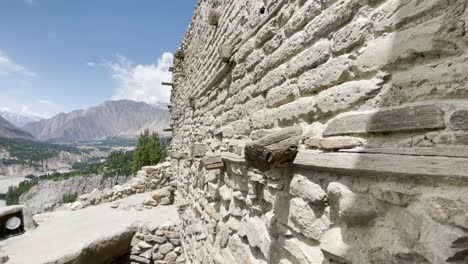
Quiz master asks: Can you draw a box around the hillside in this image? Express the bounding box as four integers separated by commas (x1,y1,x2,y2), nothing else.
24,100,169,142
0,116,35,140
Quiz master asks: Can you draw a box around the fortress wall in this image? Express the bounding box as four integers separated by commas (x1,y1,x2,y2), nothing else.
170,0,468,263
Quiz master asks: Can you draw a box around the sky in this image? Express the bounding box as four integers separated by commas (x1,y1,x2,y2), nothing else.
0,0,197,118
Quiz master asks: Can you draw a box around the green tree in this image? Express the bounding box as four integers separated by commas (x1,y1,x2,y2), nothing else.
133,129,166,173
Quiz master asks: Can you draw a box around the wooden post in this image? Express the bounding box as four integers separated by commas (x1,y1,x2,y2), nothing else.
244,126,303,171
162,82,173,87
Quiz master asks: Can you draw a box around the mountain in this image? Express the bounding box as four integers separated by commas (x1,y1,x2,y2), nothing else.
23,100,169,142
0,111,43,128
0,116,35,140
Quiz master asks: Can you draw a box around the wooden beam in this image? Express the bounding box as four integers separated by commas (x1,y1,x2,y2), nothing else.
163,128,173,132
221,152,245,164
203,155,224,170
169,67,174,72
162,82,173,87
245,126,303,171
293,150,468,180
340,146,468,158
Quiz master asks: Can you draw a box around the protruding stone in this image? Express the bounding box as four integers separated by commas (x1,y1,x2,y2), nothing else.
289,174,327,205
327,182,377,225
449,110,468,130
208,9,221,26
305,136,365,150
191,143,207,158
320,227,353,264
426,197,468,229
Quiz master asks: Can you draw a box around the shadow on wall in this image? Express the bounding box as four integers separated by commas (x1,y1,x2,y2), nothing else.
327,0,468,263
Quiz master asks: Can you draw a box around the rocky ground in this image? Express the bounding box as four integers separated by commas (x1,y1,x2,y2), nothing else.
0,193,179,264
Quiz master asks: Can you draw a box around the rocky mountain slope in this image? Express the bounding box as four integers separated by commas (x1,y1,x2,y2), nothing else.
0,111,42,128
19,174,133,214
24,100,169,142
0,116,35,140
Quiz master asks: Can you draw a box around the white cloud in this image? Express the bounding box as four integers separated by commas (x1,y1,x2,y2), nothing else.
0,50,39,78
105,53,173,105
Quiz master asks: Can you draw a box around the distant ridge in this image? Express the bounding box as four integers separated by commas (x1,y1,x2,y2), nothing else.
0,111,43,128
0,115,35,140
23,100,169,142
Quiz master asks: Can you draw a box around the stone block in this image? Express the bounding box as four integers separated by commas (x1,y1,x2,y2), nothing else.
320,227,353,264
284,237,324,264
449,110,468,130
289,174,327,205
191,143,207,158
327,182,376,225
315,78,383,115
324,104,445,136
305,136,365,150
331,17,369,54
280,197,331,241
297,56,355,95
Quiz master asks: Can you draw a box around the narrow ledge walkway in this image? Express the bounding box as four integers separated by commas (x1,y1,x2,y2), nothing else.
0,193,179,264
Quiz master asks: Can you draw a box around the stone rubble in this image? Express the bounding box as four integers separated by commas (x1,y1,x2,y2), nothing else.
74,161,174,210
129,222,185,264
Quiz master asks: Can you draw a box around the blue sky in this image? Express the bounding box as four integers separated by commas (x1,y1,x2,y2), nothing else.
0,0,197,118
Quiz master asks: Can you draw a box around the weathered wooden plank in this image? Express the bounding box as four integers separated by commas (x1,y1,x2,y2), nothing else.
221,152,246,164
245,126,303,171
161,82,174,87
293,150,468,179
191,143,207,158
324,104,445,136
203,155,224,170
449,110,468,130
340,146,468,158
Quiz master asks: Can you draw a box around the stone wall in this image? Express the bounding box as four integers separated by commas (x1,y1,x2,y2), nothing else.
75,161,175,210
128,222,185,264
170,0,468,263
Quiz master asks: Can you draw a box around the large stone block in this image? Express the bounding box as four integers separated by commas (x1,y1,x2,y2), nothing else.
320,227,353,264
449,110,468,130
289,174,327,205
315,78,383,115
324,104,445,136
283,237,324,264
297,55,355,94
331,17,369,54
356,16,458,72
327,182,377,225
280,197,331,241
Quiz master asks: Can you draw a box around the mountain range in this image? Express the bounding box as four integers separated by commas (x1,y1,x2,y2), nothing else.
22,100,170,142
0,116,35,140
0,111,43,128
